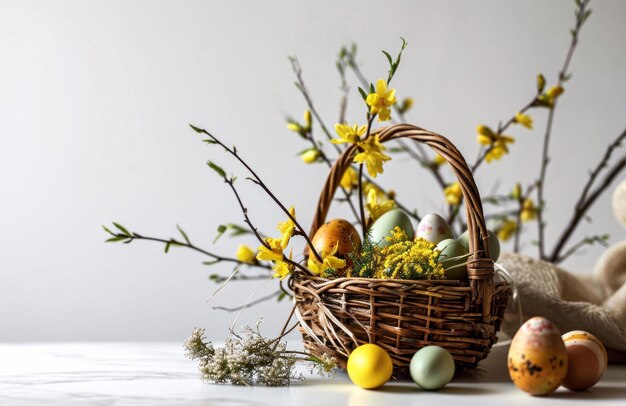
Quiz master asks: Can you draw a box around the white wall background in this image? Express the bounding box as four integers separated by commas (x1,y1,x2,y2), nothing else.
1,0,625,342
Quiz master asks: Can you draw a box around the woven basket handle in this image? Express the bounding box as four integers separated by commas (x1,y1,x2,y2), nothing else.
308,124,495,295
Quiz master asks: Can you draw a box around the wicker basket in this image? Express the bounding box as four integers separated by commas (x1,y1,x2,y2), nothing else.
292,123,511,372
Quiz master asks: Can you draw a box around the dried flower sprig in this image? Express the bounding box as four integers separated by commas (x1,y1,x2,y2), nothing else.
184,320,335,386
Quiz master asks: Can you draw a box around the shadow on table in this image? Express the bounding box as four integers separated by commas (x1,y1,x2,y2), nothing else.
550,386,626,400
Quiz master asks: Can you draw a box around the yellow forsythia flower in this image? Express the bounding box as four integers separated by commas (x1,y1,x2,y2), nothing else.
520,198,538,222
256,237,285,262
365,79,397,122
433,154,446,167
286,122,301,133
276,206,296,247
365,188,395,221
332,123,366,144
476,125,495,146
485,135,515,163
546,85,564,102
354,134,391,178
498,219,517,241
307,242,346,277
340,166,359,192
301,149,321,164
236,245,257,264
399,97,413,113
514,112,533,129
303,110,312,131
444,182,463,206
273,249,294,280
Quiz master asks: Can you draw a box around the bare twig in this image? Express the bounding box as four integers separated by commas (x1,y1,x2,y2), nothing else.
212,290,281,312
191,125,323,264
537,0,591,259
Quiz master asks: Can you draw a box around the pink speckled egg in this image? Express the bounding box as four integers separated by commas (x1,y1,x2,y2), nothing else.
561,330,607,391
508,317,568,396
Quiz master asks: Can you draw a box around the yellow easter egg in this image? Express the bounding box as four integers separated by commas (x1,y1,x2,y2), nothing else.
562,330,607,391
347,344,393,389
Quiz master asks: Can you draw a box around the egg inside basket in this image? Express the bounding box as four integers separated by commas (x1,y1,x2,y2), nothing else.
292,123,511,372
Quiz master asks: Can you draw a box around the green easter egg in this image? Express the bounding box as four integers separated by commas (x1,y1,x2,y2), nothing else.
457,229,500,262
410,346,455,390
368,209,414,247
436,239,467,280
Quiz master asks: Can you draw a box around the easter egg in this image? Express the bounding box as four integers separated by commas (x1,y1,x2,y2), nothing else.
562,330,607,391
508,317,568,396
409,346,455,390
436,239,468,280
347,344,393,389
368,209,414,247
458,229,500,262
416,213,454,244
311,219,361,272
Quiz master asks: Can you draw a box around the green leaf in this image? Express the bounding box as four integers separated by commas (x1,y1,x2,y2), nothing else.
213,224,227,244
358,86,367,101
106,236,129,243
177,225,191,245
208,273,220,281
382,50,393,66
113,222,130,236
226,223,251,237
102,225,115,236
369,83,375,93
189,124,204,133
204,261,220,267
277,291,287,302
207,161,226,178
202,139,217,144
164,241,171,253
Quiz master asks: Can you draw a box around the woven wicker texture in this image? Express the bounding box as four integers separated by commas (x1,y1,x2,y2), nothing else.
293,124,511,371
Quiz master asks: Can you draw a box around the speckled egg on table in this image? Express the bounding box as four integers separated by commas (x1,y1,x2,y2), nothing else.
508,317,568,396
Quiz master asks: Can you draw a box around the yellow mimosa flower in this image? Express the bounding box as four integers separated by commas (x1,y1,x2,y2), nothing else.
272,249,294,280
498,219,518,241
520,198,538,222
301,149,321,164
363,181,384,197
256,237,285,262
354,134,391,178
307,242,346,276
277,206,296,247
235,244,257,264
331,123,366,145
514,112,533,129
340,166,359,192
433,154,446,167
366,188,395,221
444,182,463,206
365,79,397,122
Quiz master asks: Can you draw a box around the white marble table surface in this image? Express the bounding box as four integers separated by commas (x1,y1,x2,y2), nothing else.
1,342,624,405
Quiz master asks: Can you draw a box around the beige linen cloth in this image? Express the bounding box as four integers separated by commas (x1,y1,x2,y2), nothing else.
498,252,626,362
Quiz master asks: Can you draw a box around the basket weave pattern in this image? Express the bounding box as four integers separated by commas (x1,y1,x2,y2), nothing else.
293,124,511,370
